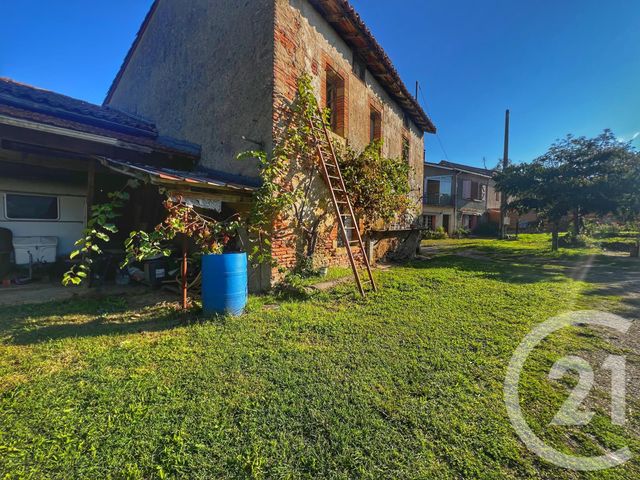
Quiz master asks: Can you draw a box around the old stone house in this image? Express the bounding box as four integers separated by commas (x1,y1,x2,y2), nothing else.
105,0,436,287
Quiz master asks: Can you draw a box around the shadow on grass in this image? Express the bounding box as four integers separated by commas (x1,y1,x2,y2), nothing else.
0,295,188,346
418,243,640,318
406,255,567,285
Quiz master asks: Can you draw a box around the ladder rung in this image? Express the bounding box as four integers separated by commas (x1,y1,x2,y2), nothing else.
327,175,340,181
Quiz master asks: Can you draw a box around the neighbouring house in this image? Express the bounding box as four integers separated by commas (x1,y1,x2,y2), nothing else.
1,0,436,293
105,0,436,286
422,160,501,234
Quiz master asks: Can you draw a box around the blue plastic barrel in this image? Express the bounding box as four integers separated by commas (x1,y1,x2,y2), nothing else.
201,253,248,316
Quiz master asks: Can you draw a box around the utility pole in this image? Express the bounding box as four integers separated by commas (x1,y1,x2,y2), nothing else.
415,81,419,100
500,109,510,239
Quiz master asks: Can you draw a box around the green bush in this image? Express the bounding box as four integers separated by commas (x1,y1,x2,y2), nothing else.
423,226,448,240
584,220,621,238
451,227,470,239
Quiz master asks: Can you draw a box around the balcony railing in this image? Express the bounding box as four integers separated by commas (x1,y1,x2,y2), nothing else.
423,193,453,206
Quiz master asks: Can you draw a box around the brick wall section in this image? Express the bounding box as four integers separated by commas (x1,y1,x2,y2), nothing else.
271,0,426,276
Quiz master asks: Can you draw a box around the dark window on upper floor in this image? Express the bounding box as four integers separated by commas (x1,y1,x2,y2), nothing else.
462,180,487,201
403,113,410,130
369,106,382,143
326,67,346,136
352,49,366,81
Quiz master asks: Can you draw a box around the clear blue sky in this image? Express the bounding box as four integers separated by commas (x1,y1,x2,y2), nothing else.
2,0,639,168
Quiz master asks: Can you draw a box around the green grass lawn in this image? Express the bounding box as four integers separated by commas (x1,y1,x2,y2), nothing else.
1,236,639,478
422,232,639,258
423,233,601,257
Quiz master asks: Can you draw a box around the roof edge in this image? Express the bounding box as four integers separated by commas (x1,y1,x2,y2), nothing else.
424,161,494,179
104,0,160,105
309,0,436,134
105,0,436,134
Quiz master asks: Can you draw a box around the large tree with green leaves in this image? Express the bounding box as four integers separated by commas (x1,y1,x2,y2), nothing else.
495,130,638,250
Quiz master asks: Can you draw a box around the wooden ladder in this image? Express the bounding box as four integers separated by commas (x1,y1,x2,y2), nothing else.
307,105,377,296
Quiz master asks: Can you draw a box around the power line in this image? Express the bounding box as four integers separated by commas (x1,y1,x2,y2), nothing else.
417,84,449,161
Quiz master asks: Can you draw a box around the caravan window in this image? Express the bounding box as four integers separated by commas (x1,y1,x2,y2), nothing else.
5,194,59,220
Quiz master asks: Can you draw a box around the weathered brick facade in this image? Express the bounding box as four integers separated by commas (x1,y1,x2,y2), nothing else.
270,0,426,276
106,0,434,290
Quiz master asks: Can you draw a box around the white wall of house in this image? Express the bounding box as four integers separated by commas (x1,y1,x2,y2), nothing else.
0,177,86,258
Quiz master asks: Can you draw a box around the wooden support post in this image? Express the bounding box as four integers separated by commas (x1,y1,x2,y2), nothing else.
181,237,188,310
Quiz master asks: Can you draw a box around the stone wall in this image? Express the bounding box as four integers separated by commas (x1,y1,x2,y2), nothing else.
106,0,275,183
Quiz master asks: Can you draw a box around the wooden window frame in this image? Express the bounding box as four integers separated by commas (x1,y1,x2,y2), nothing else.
369,105,382,143
322,61,348,137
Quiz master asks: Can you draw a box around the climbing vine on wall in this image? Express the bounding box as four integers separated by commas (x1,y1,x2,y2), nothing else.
335,140,412,232
238,73,413,272
237,73,329,270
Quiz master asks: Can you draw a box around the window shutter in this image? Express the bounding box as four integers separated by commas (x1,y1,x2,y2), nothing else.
470,181,479,200
462,180,471,199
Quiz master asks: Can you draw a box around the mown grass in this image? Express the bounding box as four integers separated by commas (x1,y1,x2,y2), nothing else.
1,237,639,478
423,232,639,258
422,233,603,258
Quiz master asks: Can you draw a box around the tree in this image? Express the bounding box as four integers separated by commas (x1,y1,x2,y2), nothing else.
494,161,568,250
495,130,638,251
616,149,640,254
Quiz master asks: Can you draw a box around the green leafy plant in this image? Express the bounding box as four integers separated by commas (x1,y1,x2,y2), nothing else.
423,226,448,240
62,180,139,286
335,140,412,232
123,197,241,266
451,227,471,239
238,74,413,274
237,74,328,270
